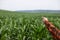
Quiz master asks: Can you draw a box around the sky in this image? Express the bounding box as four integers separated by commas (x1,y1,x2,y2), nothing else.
0,0,60,11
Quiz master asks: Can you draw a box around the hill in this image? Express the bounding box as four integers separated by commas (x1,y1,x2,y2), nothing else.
17,10,60,13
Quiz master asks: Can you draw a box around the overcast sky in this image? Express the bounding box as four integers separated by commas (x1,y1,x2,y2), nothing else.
0,0,60,11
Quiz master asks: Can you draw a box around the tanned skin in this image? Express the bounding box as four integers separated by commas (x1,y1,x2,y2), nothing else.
42,17,60,40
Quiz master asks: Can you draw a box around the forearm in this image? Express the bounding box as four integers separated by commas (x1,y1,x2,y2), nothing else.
44,21,58,34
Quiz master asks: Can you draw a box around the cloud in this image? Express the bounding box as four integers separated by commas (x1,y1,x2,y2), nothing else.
0,0,60,11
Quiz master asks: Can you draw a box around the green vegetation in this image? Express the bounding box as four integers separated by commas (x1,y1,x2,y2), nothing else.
0,10,60,40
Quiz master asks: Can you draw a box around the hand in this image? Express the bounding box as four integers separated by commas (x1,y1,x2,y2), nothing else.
42,16,48,22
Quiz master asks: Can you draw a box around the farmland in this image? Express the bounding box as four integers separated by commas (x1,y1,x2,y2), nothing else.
0,10,60,40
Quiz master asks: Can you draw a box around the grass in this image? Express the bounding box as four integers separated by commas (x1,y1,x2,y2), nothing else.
0,10,60,40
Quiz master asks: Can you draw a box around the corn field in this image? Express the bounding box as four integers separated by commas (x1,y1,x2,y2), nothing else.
0,11,60,40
